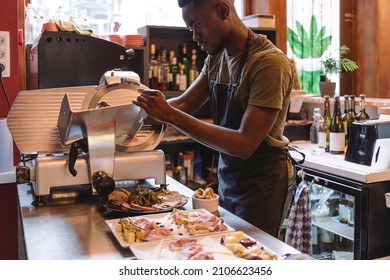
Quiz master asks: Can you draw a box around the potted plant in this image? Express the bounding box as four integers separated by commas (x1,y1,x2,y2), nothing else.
320,45,358,97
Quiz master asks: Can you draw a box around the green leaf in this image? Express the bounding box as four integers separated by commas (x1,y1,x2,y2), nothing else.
313,35,332,57
317,26,326,41
340,58,359,72
309,16,318,42
287,27,304,58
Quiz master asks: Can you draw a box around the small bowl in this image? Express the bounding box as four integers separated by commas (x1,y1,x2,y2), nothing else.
192,194,219,213
385,192,390,208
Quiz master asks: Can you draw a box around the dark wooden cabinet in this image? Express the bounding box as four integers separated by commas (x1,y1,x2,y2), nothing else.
136,25,277,90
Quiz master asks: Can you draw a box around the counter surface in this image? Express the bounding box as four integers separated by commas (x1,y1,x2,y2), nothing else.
0,168,15,184
18,176,299,260
290,141,390,183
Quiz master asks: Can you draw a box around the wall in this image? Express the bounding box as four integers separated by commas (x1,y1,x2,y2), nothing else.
0,0,21,260
246,0,287,53
355,0,390,98
0,1,20,118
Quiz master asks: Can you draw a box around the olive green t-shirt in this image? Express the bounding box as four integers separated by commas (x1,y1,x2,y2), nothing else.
200,33,293,149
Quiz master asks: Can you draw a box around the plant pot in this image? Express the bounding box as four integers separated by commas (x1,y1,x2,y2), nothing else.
319,81,336,97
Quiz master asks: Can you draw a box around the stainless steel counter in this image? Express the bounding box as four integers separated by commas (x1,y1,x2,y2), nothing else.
17,176,298,260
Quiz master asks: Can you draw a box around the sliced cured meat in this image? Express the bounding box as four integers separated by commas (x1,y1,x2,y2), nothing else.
168,238,213,260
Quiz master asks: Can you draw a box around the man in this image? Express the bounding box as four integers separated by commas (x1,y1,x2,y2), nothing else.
133,0,294,237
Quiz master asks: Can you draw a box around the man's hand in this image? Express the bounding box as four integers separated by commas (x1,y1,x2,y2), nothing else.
133,88,173,123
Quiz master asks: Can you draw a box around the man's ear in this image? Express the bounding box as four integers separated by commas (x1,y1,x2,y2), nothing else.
217,1,230,19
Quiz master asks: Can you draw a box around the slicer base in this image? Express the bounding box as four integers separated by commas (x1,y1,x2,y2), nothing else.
30,150,166,204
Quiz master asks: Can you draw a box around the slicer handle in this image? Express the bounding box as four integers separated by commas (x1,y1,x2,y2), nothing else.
68,143,79,176
68,139,89,177
92,171,115,196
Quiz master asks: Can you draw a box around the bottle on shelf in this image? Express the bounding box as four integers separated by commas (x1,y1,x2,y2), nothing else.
323,95,332,153
340,95,352,146
310,108,324,155
329,96,345,154
169,56,179,91
178,64,187,91
169,50,175,65
148,43,158,89
155,48,163,90
189,48,199,85
356,94,370,121
158,48,169,91
180,43,190,88
349,94,357,122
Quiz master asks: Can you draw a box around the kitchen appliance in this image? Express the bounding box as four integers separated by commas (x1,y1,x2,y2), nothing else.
296,166,390,260
345,119,390,169
27,31,136,89
7,72,166,206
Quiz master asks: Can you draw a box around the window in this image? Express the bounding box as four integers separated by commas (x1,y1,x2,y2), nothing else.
287,0,340,95
27,0,243,42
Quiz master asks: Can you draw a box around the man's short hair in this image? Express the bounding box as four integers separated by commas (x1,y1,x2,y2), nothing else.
178,0,196,8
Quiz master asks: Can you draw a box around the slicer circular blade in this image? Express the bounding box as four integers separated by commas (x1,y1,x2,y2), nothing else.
82,81,165,152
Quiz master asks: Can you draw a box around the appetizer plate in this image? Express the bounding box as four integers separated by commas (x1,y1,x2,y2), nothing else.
129,231,280,260
101,187,189,215
105,209,235,248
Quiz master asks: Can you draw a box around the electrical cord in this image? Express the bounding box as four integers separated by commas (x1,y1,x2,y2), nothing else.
0,63,11,110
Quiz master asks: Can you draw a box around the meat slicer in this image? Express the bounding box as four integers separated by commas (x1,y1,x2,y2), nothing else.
7,71,166,206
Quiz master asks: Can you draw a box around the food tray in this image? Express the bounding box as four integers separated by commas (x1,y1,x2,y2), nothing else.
130,231,280,260
105,209,235,248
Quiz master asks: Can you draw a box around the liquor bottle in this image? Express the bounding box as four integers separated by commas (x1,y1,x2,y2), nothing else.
330,96,345,154
323,95,332,152
148,44,158,89
340,95,352,145
169,57,179,91
356,94,370,121
310,108,324,155
180,43,190,87
178,64,187,91
349,95,357,122
158,48,169,91
189,48,199,85
169,50,175,65
156,48,163,90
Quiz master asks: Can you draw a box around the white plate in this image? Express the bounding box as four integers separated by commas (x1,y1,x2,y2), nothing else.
105,209,235,248
130,231,279,260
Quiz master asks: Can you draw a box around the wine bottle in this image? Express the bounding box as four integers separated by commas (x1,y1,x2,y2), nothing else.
330,96,345,154
340,95,352,145
148,44,158,89
349,94,357,122
189,48,199,85
323,95,332,152
169,57,179,91
180,43,190,87
356,94,370,121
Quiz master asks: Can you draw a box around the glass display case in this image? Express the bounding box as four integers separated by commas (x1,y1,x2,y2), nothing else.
310,183,355,259
296,165,390,260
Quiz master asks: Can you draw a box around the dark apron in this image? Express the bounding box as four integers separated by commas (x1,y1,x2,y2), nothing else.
210,30,290,237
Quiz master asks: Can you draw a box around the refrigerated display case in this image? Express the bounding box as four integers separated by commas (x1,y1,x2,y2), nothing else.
296,165,390,260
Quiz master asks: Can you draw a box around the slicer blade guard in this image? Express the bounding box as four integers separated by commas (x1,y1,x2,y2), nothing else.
57,92,147,146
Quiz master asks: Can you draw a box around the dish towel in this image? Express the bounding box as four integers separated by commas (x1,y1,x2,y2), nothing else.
285,180,312,254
